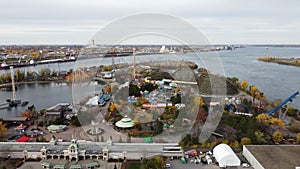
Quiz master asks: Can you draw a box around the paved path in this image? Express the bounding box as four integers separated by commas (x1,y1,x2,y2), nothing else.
19,160,122,169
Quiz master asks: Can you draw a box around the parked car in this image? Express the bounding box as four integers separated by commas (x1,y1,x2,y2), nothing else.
98,98,106,106
242,163,250,168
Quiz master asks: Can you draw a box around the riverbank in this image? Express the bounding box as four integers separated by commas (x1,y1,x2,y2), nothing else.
258,56,300,67
0,80,68,90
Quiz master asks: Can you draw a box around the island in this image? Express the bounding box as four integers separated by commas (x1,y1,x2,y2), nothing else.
258,56,300,67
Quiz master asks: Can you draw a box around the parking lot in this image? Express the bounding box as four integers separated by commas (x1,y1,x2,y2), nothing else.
166,158,219,169
166,158,253,169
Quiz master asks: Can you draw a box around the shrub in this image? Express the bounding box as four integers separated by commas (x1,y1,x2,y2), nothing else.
15,161,24,168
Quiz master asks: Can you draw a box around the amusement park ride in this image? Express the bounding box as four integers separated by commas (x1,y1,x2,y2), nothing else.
266,91,299,119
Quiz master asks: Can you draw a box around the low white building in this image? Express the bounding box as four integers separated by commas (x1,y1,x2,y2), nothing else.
213,144,240,168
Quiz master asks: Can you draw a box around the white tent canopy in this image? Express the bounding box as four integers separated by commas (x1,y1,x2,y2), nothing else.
213,144,241,168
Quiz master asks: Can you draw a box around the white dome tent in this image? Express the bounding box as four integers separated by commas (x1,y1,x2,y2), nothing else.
213,144,241,168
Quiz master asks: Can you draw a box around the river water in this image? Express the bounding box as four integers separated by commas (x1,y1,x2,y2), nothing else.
1,46,300,116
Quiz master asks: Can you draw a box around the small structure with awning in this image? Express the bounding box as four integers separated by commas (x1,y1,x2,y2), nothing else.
53,164,65,169
47,125,67,133
69,164,82,169
115,115,135,129
41,161,51,169
14,124,27,132
86,162,99,169
144,137,153,143
16,135,30,142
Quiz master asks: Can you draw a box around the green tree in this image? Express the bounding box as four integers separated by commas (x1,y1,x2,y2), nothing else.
288,124,300,133
273,131,283,143
192,144,199,149
240,137,252,145
211,140,220,148
3,72,11,83
70,116,81,126
15,69,25,82
254,131,268,144
201,141,211,148
140,156,165,169
228,77,239,85
230,140,240,148
38,68,51,80
180,134,192,146
40,136,47,142
222,139,229,145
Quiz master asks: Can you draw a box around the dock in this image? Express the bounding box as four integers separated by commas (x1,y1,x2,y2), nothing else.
0,102,9,109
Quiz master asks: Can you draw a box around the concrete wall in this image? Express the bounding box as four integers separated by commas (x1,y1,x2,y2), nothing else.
242,146,264,169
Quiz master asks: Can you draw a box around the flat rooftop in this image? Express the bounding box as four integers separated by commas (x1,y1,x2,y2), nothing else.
2,116,28,122
245,145,300,169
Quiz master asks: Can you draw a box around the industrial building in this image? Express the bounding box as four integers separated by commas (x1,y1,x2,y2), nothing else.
243,145,300,169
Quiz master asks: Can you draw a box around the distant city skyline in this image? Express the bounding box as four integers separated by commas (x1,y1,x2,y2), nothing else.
1,0,300,45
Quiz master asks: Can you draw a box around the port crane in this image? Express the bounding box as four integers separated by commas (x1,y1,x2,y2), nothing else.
266,91,299,119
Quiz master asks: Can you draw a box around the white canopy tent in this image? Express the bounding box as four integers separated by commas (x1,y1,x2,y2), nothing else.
213,144,241,168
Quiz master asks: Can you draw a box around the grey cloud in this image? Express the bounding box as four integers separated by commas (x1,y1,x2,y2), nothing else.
1,0,300,44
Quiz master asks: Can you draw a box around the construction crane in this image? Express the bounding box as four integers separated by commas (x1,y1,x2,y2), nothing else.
266,91,299,118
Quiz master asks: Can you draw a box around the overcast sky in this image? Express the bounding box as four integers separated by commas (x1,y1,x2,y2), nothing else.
1,0,300,45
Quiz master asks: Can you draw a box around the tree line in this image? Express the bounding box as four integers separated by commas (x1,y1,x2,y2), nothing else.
0,68,64,84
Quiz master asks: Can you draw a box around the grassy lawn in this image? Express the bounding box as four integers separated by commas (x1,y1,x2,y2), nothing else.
125,163,141,169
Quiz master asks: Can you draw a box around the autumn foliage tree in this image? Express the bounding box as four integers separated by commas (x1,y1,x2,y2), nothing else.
273,131,283,143
103,86,111,93
109,104,117,112
256,113,270,124
249,85,260,104
239,80,249,91
269,118,285,128
297,133,300,143
256,114,285,128
194,96,205,107
21,111,33,118
65,74,73,82
0,122,7,140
